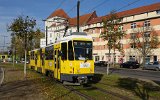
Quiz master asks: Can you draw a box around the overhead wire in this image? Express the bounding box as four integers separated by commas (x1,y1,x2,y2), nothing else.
115,0,142,12
66,0,85,14
86,0,111,13
54,0,66,10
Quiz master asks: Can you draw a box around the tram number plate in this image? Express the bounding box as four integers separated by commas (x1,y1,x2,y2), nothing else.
80,62,90,68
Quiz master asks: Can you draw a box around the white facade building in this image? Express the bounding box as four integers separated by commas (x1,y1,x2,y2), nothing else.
40,9,97,47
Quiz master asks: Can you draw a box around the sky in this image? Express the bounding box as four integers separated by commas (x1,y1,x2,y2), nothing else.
0,0,159,51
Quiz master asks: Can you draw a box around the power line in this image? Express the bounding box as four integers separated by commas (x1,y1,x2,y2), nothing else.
116,0,142,12
87,0,110,13
67,0,85,14
55,0,66,10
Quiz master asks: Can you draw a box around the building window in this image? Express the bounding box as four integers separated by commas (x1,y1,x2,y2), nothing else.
144,32,150,37
156,10,160,14
90,29,93,33
130,33,136,39
100,29,102,33
114,56,116,62
129,56,135,61
131,23,136,29
145,56,150,64
145,43,150,48
93,29,95,33
120,25,123,31
130,43,136,48
93,37,95,42
95,56,99,61
50,40,52,43
69,30,72,33
50,33,52,37
144,20,150,27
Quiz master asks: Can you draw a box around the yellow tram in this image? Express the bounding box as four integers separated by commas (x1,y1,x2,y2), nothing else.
29,32,94,84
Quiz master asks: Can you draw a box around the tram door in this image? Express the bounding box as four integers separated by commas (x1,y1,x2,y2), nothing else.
40,49,45,73
54,48,61,80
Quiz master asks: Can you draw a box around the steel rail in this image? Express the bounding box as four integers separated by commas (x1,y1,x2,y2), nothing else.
0,67,4,86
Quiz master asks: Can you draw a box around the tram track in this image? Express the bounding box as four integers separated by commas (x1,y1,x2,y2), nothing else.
87,86,132,100
0,67,4,86
44,74,94,100
63,85,94,100
62,84,132,100
38,73,132,100
30,69,132,100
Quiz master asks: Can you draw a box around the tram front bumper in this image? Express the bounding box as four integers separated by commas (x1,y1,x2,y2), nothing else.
60,74,94,83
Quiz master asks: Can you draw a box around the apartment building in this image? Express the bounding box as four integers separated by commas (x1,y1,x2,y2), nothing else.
84,2,160,63
40,9,70,47
40,2,160,63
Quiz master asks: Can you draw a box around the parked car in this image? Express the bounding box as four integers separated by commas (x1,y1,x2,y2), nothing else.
120,61,140,69
94,61,108,66
143,61,160,71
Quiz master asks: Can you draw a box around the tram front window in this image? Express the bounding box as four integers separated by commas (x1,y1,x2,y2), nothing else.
74,41,92,60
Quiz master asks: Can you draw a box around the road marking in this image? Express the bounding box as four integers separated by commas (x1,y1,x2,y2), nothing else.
0,67,4,86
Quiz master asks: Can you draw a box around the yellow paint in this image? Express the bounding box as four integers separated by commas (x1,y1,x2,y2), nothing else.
29,38,94,81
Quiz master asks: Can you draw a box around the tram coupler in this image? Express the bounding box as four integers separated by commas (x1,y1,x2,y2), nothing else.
77,76,88,84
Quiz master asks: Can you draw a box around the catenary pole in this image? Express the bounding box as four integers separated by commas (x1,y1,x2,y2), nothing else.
46,26,48,46
77,0,80,32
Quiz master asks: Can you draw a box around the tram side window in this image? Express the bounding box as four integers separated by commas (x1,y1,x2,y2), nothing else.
45,46,53,60
40,49,42,59
68,41,74,60
61,43,67,60
32,51,35,60
31,52,34,60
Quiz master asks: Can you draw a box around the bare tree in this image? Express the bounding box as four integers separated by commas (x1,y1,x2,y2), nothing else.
130,25,160,67
100,11,125,75
8,15,36,78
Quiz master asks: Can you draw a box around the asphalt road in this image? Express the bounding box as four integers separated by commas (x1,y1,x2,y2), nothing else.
95,66,160,82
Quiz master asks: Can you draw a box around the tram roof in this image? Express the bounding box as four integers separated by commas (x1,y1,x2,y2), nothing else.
30,48,40,52
33,32,93,49
57,32,92,43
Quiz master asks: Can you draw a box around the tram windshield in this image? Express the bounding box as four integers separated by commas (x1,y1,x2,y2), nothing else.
73,41,92,60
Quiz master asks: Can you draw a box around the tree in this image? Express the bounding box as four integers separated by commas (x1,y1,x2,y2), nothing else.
10,28,44,64
29,28,44,49
130,25,160,68
100,11,125,75
8,15,36,78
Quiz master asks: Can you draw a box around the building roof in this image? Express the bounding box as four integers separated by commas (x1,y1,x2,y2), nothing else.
47,9,70,19
87,2,160,25
116,2,160,17
87,16,104,25
68,11,97,26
